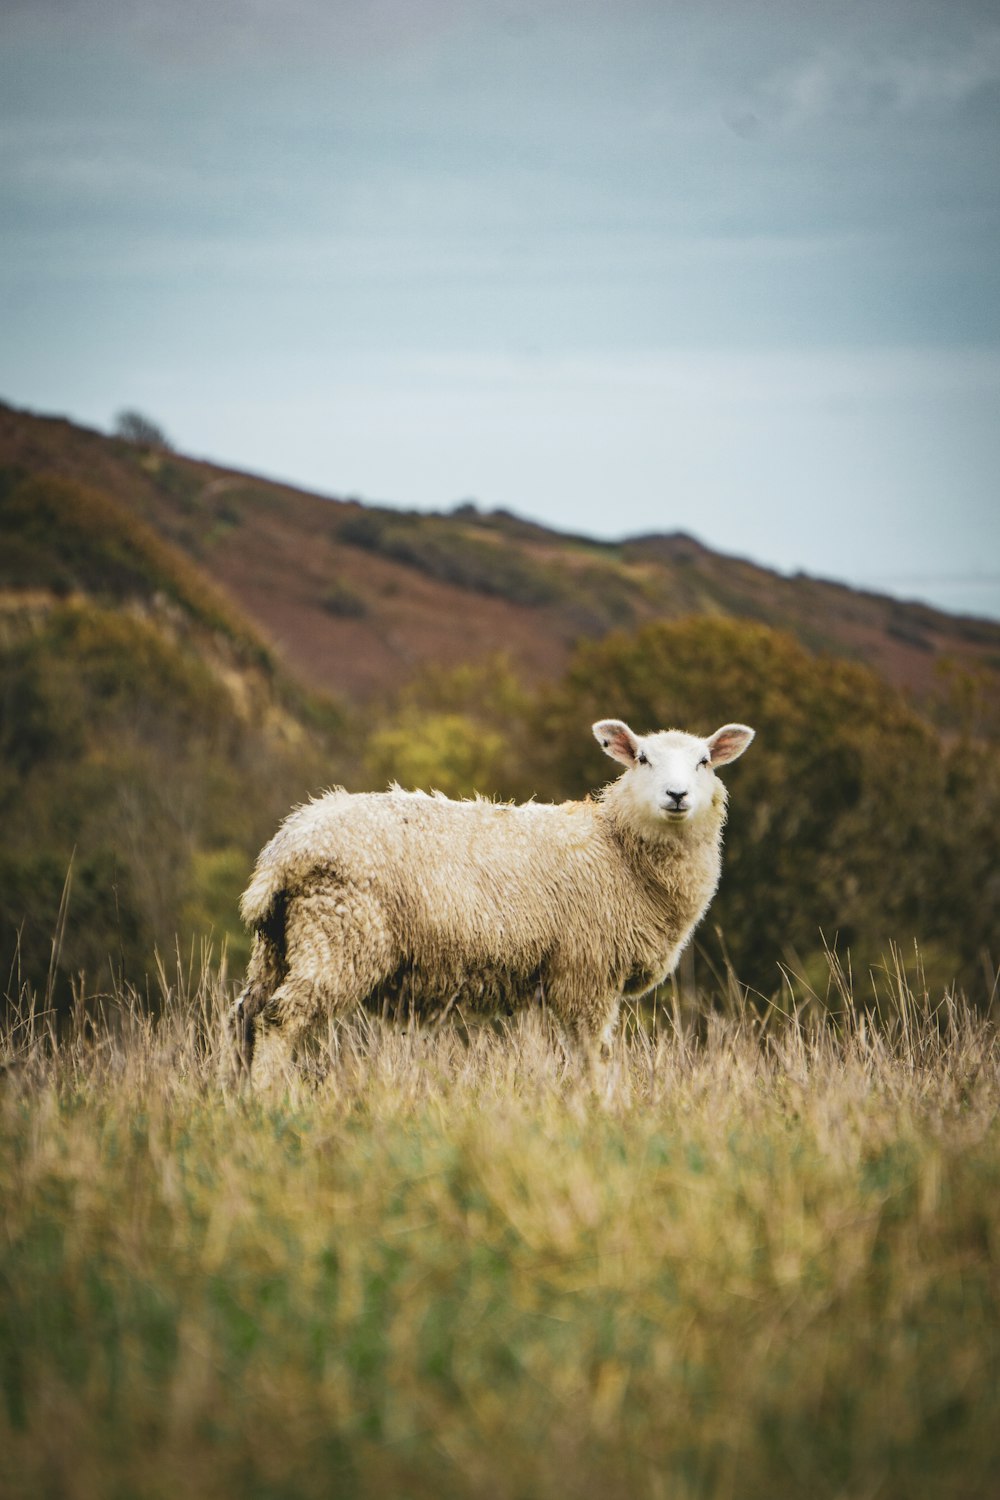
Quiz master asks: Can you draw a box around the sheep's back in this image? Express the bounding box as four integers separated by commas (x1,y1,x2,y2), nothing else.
245,789,619,958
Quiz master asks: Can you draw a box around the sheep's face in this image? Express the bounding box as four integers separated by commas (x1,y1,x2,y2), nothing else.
593,719,754,830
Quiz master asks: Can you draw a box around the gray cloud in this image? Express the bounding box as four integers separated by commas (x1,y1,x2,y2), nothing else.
756,28,1000,127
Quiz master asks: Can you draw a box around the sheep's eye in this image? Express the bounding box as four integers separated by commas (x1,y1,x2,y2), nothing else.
699,756,710,769
637,751,649,766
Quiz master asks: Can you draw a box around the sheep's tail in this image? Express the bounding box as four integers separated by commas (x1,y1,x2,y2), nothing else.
238,787,349,931
227,888,288,1080
240,854,286,930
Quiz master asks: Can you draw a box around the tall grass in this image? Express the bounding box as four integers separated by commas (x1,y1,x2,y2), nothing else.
2,959,999,1499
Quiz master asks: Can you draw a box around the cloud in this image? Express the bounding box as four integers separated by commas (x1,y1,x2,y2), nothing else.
759,27,1000,128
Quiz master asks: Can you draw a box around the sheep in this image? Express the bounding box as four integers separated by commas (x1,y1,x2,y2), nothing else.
228,717,754,1087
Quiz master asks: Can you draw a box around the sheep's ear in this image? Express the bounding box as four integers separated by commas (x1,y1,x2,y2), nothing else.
593,719,640,766
707,724,755,767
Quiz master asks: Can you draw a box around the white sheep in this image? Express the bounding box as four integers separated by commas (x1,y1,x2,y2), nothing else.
229,717,754,1086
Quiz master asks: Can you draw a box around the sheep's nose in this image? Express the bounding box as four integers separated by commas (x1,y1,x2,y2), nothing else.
664,789,688,808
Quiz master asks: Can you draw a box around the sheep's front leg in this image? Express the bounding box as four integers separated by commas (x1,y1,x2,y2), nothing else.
546,980,622,1090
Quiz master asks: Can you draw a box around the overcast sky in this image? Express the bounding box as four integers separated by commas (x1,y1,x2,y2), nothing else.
2,0,999,618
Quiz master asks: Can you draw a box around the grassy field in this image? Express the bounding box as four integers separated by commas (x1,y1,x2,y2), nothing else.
2,959,999,1500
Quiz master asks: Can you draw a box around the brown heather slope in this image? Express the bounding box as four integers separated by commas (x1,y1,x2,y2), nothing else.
2,398,998,711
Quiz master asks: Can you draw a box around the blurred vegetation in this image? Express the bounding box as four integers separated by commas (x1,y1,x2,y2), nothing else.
113,408,172,451
338,509,567,606
0,597,345,1008
1,465,996,1014
319,578,368,618
363,657,529,798
3,402,998,1500
0,470,361,1008
3,972,1000,1499
336,508,647,639
0,474,270,664
366,622,999,1003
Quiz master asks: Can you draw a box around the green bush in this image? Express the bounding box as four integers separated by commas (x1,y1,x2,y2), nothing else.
0,602,344,1009
362,656,530,798
338,511,564,606
354,621,998,1000
319,579,367,618
0,475,270,664
524,619,999,998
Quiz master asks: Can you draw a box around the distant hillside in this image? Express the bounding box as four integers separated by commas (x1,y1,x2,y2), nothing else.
2,399,997,712
0,463,346,1005
1,399,997,1004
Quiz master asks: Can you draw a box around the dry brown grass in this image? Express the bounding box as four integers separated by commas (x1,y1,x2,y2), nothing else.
2,957,999,1499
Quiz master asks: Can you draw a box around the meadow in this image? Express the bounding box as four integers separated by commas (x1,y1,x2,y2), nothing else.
4,401,999,1500
2,955,999,1500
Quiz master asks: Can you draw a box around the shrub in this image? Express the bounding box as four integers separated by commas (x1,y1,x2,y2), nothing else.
0,603,345,1009
524,618,998,997
114,409,171,449
338,511,564,606
320,580,367,618
0,475,270,664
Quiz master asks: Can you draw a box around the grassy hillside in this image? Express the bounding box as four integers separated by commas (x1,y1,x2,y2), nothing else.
1,399,996,1008
365,622,1000,999
2,969,999,1500
0,472,347,1006
1,403,997,1498
0,470,269,663
2,399,998,711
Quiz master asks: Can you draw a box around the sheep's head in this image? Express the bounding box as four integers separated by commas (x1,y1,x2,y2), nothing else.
593,718,754,830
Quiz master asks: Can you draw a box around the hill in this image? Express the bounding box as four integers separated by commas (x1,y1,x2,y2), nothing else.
2,399,997,711
3,406,998,1500
1,398,997,1005
0,462,346,1004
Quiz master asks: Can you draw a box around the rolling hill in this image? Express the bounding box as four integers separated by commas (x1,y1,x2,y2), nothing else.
2,399,997,712
2,397,997,1005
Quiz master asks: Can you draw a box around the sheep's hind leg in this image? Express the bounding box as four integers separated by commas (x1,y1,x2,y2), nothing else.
221,929,284,1091
250,978,327,1092
250,887,393,1093
221,983,265,1091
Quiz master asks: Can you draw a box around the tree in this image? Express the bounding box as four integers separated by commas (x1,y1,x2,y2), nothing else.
524,619,995,1000
114,409,172,450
